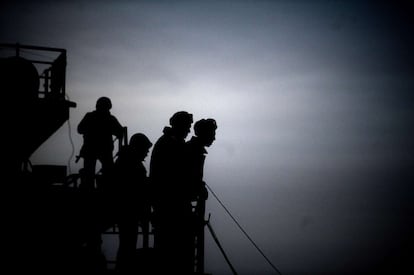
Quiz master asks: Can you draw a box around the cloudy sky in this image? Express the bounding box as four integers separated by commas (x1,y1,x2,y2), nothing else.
2,1,414,274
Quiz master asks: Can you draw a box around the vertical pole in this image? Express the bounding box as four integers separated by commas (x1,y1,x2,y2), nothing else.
142,204,150,249
123,127,128,146
61,51,66,95
44,69,49,94
119,126,128,153
195,198,206,274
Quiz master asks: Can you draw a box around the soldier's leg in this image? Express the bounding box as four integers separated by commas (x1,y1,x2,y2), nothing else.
81,156,97,190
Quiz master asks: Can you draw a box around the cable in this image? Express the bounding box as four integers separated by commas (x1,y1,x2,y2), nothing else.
65,94,76,175
206,183,283,275
66,119,75,175
207,221,238,275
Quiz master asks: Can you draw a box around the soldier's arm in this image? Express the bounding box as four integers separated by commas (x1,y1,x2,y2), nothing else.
111,115,124,139
77,113,90,134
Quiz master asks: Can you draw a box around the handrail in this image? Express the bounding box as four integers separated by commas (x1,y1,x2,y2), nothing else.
0,43,66,54
1,42,67,97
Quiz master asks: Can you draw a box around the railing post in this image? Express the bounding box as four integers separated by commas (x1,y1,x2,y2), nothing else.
195,197,206,274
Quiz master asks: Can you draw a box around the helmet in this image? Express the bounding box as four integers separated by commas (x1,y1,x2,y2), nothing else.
194,118,217,137
96,96,112,111
169,111,193,128
129,133,152,149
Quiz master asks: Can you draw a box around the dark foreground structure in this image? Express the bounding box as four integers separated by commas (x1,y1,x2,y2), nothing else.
3,43,211,275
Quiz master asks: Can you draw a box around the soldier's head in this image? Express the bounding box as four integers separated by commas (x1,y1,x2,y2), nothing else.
169,111,193,140
129,133,152,160
194,118,217,147
96,97,112,112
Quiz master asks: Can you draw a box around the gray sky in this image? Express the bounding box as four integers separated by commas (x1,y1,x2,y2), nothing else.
2,1,414,274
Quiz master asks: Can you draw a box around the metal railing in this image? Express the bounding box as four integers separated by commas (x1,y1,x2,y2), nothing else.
1,43,67,99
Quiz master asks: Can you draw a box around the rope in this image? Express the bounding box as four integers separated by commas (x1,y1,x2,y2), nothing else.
65,94,76,175
206,183,283,275
66,118,75,175
207,221,238,275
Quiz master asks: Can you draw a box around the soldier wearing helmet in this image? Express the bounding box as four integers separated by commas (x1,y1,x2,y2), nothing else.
181,118,217,270
114,133,152,272
149,111,194,273
184,118,217,201
77,96,124,190
149,111,194,198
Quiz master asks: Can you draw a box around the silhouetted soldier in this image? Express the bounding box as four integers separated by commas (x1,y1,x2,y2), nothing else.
183,118,217,273
77,96,124,190
149,111,194,274
77,97,123,269
114,133,153,274
184,118,217,201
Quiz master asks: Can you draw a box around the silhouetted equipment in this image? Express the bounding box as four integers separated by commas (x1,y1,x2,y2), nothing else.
32,164,67,186
1,43,76,174
1,56,40,99
2,43,93,274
